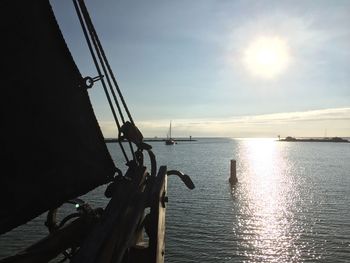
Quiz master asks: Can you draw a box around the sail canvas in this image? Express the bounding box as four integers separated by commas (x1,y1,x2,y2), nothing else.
0,0,116,234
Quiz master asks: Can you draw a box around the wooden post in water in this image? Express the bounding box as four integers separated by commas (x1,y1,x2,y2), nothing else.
229,159,238,185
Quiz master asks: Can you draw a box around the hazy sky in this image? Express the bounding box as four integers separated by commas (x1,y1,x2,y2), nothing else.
51,0,350,138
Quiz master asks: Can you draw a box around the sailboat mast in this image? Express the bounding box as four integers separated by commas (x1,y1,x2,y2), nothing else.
170,121,172,138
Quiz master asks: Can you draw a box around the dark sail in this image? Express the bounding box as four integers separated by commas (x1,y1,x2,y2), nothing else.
0,0,116,234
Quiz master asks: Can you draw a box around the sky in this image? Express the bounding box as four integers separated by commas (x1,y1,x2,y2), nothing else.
51,0,350,138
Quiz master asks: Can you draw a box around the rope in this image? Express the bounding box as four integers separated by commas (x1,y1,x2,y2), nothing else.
73,0,132,162
79,2,135,125
76,0,136,160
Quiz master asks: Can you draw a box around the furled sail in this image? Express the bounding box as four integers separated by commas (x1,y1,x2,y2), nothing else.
0,0,116,234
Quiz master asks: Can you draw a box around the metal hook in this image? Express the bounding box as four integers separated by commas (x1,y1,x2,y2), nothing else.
83,75,104,89
167,170,195,190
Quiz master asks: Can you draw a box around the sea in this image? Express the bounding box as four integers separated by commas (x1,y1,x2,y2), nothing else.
1,138,349,262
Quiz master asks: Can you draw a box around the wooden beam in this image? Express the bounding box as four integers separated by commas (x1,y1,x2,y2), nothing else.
0,216,95,263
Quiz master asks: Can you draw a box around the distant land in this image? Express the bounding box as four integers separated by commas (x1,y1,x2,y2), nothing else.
105,137,197,143
279,136,349,143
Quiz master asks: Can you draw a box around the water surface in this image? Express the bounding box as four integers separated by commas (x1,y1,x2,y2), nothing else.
1,138,349,262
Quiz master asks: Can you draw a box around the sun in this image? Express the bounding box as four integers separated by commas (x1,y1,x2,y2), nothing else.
243,36,290,79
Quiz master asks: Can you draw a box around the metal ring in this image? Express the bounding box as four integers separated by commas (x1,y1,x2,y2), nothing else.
83,76,94,89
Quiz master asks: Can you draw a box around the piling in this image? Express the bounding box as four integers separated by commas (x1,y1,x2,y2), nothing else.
229,159,238,185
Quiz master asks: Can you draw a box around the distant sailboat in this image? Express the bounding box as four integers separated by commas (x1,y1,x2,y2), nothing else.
165,121,176,145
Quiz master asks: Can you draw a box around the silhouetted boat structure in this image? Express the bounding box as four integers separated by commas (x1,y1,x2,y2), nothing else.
0,0,194,262
279,136,349,143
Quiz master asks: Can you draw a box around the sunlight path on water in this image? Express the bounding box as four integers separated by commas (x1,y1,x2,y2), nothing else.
232,139,320,262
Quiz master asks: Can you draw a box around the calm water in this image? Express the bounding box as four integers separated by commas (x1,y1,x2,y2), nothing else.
1,138,350,262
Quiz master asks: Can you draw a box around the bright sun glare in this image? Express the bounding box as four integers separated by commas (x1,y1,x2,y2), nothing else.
243,36,290,79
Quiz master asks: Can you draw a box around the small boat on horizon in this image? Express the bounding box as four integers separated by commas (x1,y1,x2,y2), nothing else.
165,121,176,145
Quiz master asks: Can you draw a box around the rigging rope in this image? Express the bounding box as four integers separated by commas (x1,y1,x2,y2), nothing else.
73,0,138,163
77,0,135,125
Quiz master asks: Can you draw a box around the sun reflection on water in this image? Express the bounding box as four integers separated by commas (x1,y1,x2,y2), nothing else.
233,139,305,262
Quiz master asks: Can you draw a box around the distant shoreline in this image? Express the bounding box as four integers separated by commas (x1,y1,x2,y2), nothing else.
279,136,349,143
105,138,197,143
